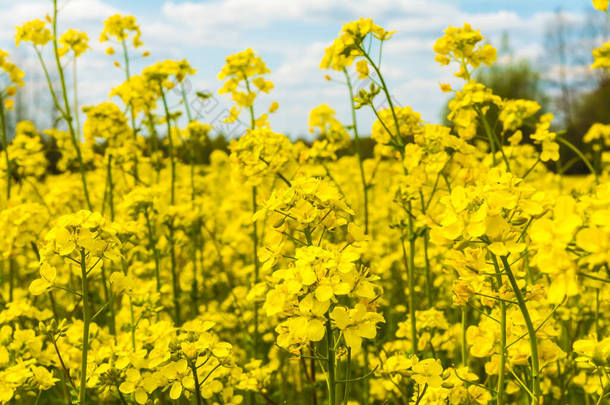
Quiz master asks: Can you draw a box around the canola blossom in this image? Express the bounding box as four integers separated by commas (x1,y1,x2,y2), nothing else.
1,1,610,405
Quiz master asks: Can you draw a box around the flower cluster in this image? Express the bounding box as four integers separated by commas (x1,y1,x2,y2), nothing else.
1,4,610,405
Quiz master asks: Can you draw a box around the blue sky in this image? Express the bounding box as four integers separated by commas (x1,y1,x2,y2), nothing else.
0,0,603,138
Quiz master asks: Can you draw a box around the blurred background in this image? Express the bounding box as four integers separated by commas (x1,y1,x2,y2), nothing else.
1,0,609,172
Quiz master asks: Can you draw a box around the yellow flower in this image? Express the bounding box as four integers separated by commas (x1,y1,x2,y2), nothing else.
58,29,89,57
330,304,384,349
411,358,444,387
355,60,369,78
531,113,559,161
268,101,279,113
0,50,25,91
100,14,143,48
15,19,52,46
593,0,609,11
591,42,610,70
440,82,452,92
584,123,610,146
434,23,497,79
320,18,394,71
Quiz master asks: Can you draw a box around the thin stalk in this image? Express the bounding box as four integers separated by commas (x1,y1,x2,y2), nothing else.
79,249,90,405
181,82,193,122
343,69,369,233
0,93,11,201
159,87,176,204
159,87,180,324
401,234,417,354
52,0,92,210
557,137,599,184
73,58,81,140
168,221,181,324
243,74,256,130
145,111,161,183
500,255,541,404
243,75,260,357
423,228,432,307
190,235,199,316
343,348,351,405
359,45,419,357
34,48,65,116
121,258,136,350
595,288,600,338
498,301,507,405
491,254,507,405
121,38,139,182
476,106,511,171
326,313,336,405
190,363,203,405
100,264,116,338
461,307,468,367
6,259,14,303
106,154,115,220
363,343,369,405
183,84,200,317
51,336,78,393
359,46,401,142
252,186,260,356
408,201,418,354
144,209,161,292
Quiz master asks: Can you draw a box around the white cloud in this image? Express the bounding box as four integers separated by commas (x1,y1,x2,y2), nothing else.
0,0,595,137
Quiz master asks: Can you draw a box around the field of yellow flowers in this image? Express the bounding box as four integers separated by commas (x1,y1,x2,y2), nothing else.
1,0,610,404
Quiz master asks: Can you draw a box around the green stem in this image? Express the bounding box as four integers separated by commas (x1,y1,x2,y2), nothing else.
343,69,368,233
181,85,197,204
243,75,256,129
252,186,260,357
34,48,65,116
159,87,176,204
52,0,92,210
168,221,181,325
79,249,90,405
121,258,136,350
7,259,14,302
190,236,199,316
100,264,116,338
595,288,600,338
326,313,336,405
106,154,115,220
476,106,511,172
121,38,139,183
145,112,161,183
159,86,180,325
121,39,131,79
423,228,432,307
500,255,541,404
343,348,351,405
73,58,81,141
181,82,193,122
401,232,417,354
408,201,418,354
144,209,161,292
190,362,203,405
359,45,419,358
491,254,506,405
359,47,401,143
0,93,10,202
557,137,598,184
461,307,468,367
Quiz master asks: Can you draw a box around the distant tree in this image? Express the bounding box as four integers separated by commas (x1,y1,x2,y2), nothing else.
559,76,610,174
541,9,610,174
476,59,551,110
